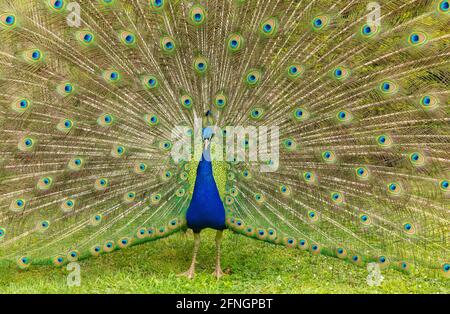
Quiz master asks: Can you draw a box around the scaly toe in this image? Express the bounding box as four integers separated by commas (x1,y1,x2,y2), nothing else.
212,268,224,279
178,270,195,279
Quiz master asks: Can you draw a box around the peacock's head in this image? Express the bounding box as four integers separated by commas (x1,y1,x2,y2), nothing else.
202,110,215,150
202,127,214,150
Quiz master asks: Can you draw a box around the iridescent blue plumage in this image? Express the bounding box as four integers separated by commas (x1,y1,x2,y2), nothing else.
186,128,226,233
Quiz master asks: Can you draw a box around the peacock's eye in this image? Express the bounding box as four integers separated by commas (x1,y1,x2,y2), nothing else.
5,15,15,25
84,34,92,42
54,0,63,8
31,50,40,59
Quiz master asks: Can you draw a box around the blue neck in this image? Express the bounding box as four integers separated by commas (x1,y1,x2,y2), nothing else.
185,146,226,232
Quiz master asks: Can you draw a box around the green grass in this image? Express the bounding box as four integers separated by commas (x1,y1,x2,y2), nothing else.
0,229,448,294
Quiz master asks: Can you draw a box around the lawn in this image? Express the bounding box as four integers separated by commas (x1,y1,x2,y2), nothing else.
0,229,447,294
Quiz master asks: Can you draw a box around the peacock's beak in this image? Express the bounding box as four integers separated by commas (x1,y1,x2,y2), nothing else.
204,138,210,150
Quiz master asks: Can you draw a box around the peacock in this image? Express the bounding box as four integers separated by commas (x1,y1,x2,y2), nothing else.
0,0,449,281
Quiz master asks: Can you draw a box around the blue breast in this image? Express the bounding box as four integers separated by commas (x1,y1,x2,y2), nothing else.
186,148,226,232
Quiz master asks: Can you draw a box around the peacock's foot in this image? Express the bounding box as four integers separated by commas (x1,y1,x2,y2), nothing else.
178,269,195,279
212,267,224,279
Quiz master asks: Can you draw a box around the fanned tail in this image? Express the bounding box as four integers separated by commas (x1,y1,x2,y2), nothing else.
0,0,448,278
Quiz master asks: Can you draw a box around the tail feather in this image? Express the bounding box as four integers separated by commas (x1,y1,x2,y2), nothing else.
0,0,448,277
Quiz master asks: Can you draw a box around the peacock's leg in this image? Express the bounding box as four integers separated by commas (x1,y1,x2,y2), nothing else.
212,230,224,279
178,232,200,279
